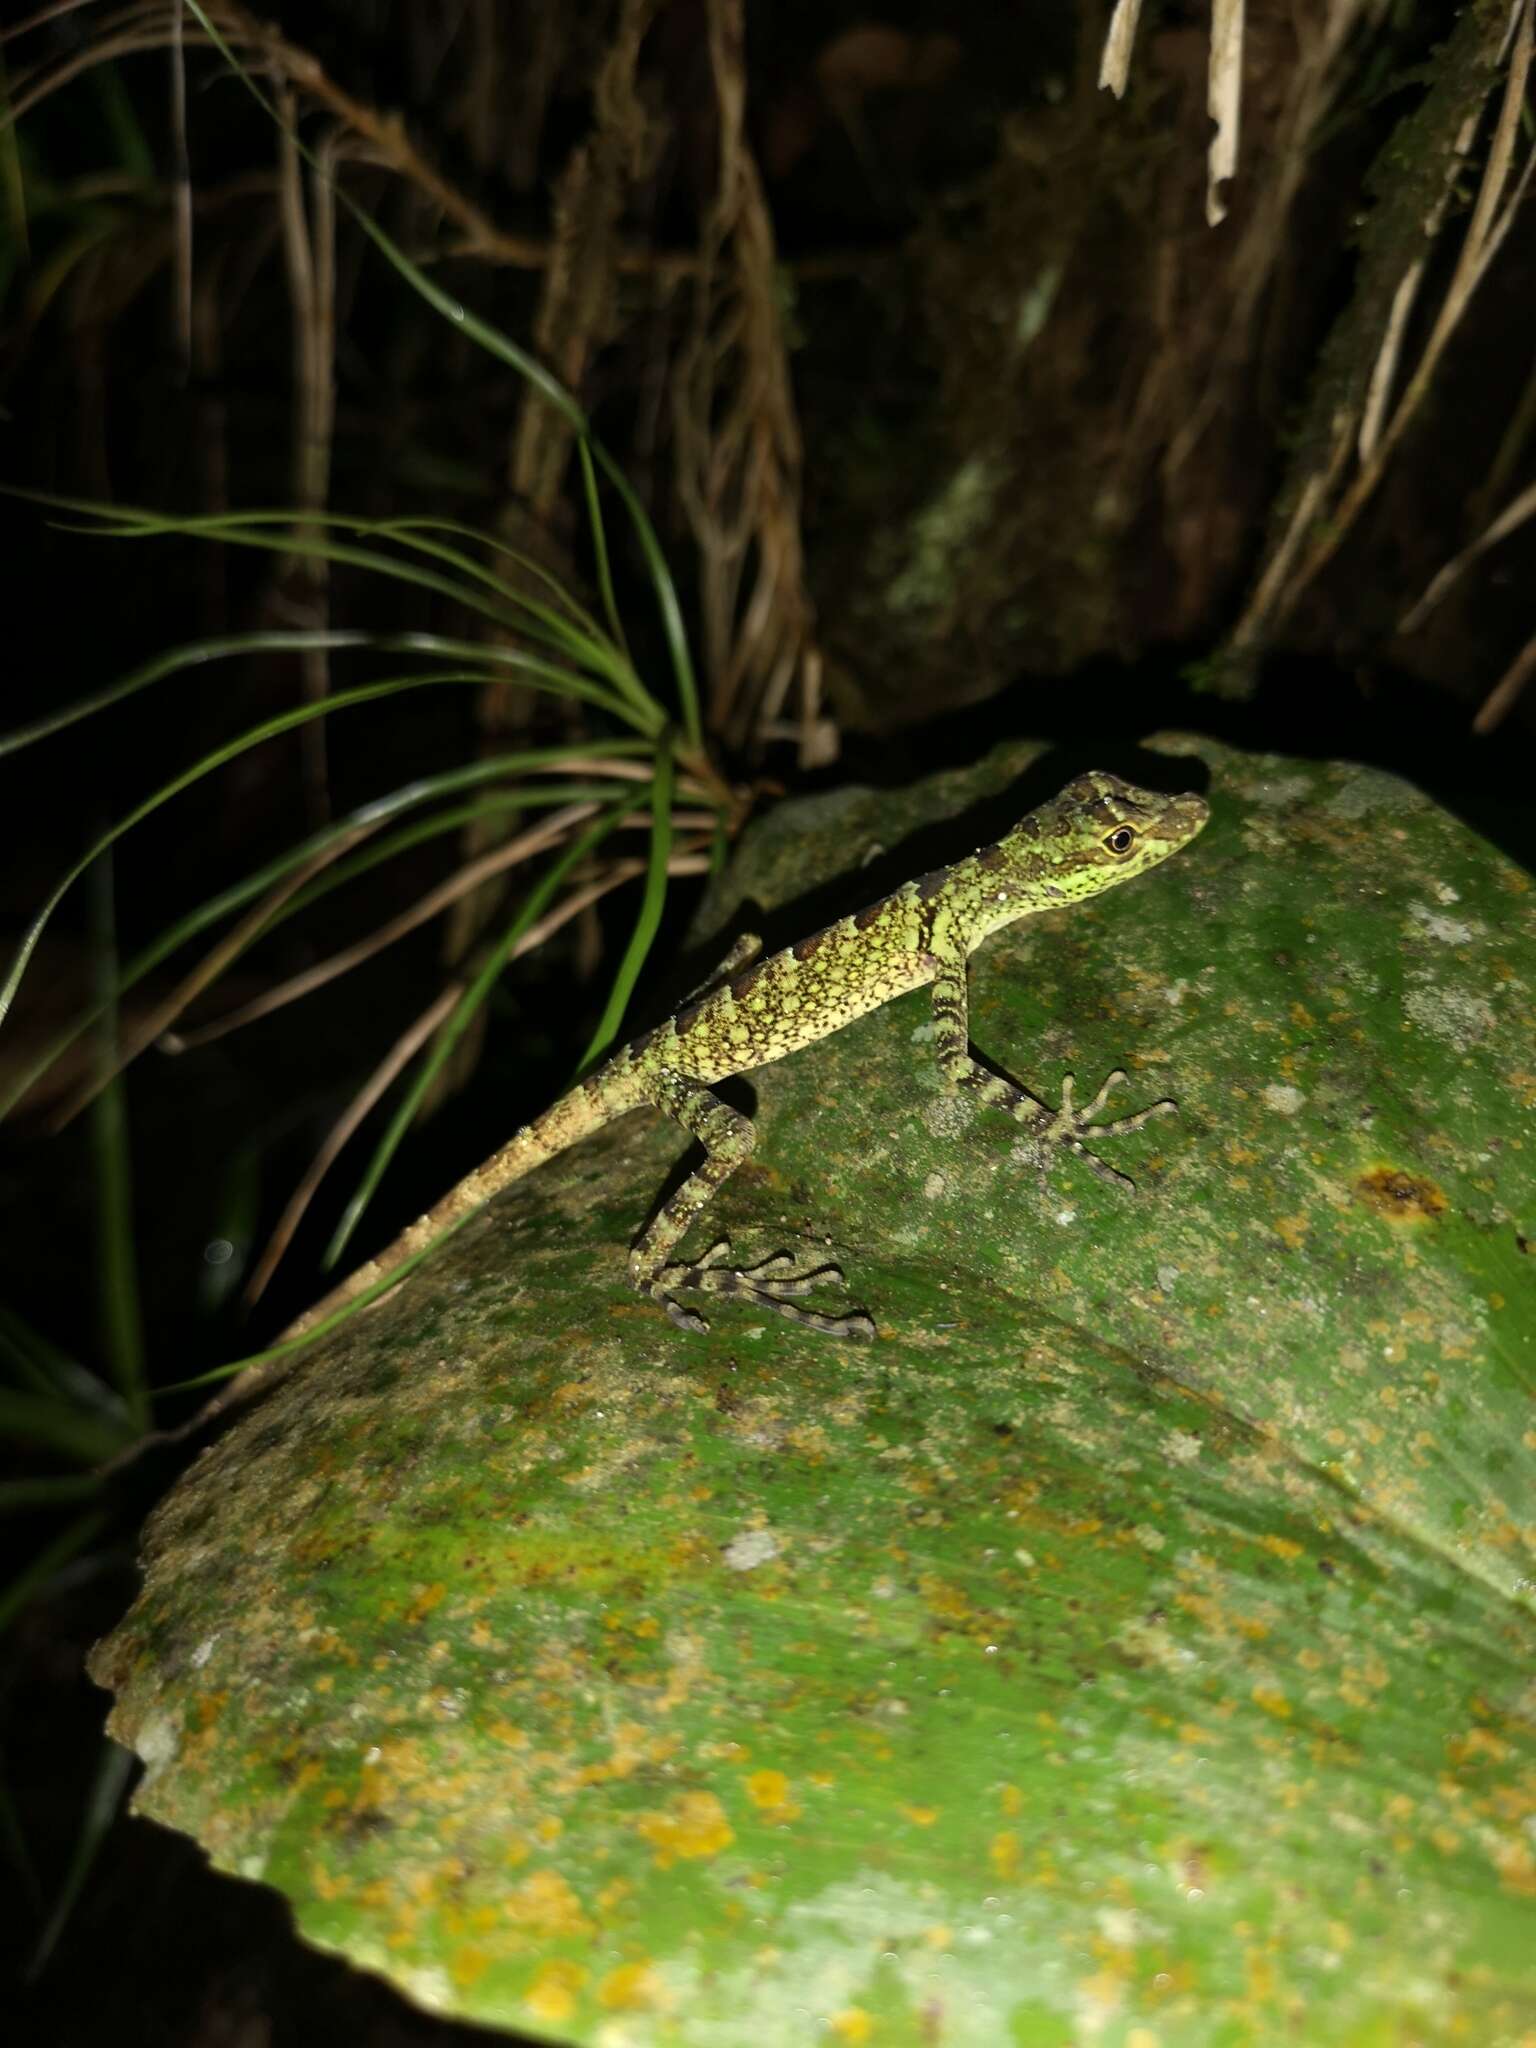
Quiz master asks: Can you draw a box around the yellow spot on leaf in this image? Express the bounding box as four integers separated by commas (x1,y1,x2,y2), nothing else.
505,1868,593,1940
1252,1686,1292,1720
524,1959,586,2024
901,1805,939,1826
599,1961,663,2011
745,1769,800,1820
829,2010,873,2043
404,1582,447,1624
990,1831,1020,1879
635,1790,735,1868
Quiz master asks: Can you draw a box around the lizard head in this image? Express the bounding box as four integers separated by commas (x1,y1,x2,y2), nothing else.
991,770,1209,912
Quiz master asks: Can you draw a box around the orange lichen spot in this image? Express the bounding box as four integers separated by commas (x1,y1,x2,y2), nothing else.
1493,1838,1536,1896
404,1582,447,1625
451,1946,490,1991
828,2009,874,2044
634,1790,735,1868
1251,1686,1292,1720
989,1831,1020,1879
598,1961,663,2012
1353,1167,1446,1223
745,1769,800,1820
505,1868,594,1940
1273,1214,1309,1251
309,1860,351,1902
195,1689,230,1728
1447,1727,1509,1766
524,1959,586,2025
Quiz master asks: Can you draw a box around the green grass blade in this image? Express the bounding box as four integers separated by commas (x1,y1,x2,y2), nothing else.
577,437,629,660
25,1737,135,1982
88,854,147,1429
0,1509,109,1638
179,0,703,749
593,443,703,753
10,491,590,654
0,629,370,756
323,801,636,1269
576,746,677,1072
0,1391,132,1467
0,743,658,1122
0,667,639,1037
0,1473,107,1515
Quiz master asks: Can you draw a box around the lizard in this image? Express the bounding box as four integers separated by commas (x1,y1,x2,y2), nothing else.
280,769,1209,1348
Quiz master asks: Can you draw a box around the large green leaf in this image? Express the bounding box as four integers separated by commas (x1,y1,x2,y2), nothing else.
91,739,1536,2044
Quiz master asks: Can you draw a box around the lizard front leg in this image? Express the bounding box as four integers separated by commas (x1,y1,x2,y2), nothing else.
632,1069,874,1338
929,949,1177,1192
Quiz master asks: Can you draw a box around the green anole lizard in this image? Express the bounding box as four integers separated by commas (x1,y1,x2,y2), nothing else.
283,769,1208,1345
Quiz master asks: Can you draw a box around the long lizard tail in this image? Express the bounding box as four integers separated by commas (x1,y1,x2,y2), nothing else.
281,1077,627,1342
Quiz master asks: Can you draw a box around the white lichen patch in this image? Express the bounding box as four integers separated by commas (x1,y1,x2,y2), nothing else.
1245,774,1314,810
722,1528,782,1572
1403,984,1497,1049
1262,1083,1307,1117
1407,902,1477,946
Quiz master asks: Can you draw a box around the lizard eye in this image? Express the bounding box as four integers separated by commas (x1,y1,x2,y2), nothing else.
1104,826,1137,855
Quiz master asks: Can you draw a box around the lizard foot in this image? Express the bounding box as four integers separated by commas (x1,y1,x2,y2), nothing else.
652,1243,875,1340
1024,1070,1178,1193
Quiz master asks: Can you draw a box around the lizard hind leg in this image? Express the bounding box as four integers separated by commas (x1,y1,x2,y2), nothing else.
632,1071,875,1339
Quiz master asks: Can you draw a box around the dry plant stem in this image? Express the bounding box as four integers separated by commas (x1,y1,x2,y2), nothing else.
1265,0,1535,622
673,0,818,760
1398,478,1536,635
242,979,463,1305
165,802,719,1048
1358,108,1480,465
277,99,338,826
1472,630,1536,735
46,827,376,1133
244,844,711,1305
509,0,660,517
169,0,192,364
1097,0,1146,98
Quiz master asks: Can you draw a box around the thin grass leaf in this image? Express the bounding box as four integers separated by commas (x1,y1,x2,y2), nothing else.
158,1215,488,1395
578,436,629,661
591,444,704,754
576,747,677,1072
324,800,638,1269
0,1473,107,1515
0,628,370,756
0,666,633,1037
0,1767,42,1914
0,1508,109,1638
24,1737,135,1982
10,491,624,673
0,1307,121,1418
0,743,658,1122
0,1391,133,1467
179,0,702,748
375,517,605,636
88,855,147,1429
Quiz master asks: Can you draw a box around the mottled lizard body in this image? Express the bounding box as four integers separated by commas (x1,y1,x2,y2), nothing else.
289,771,1208,1342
